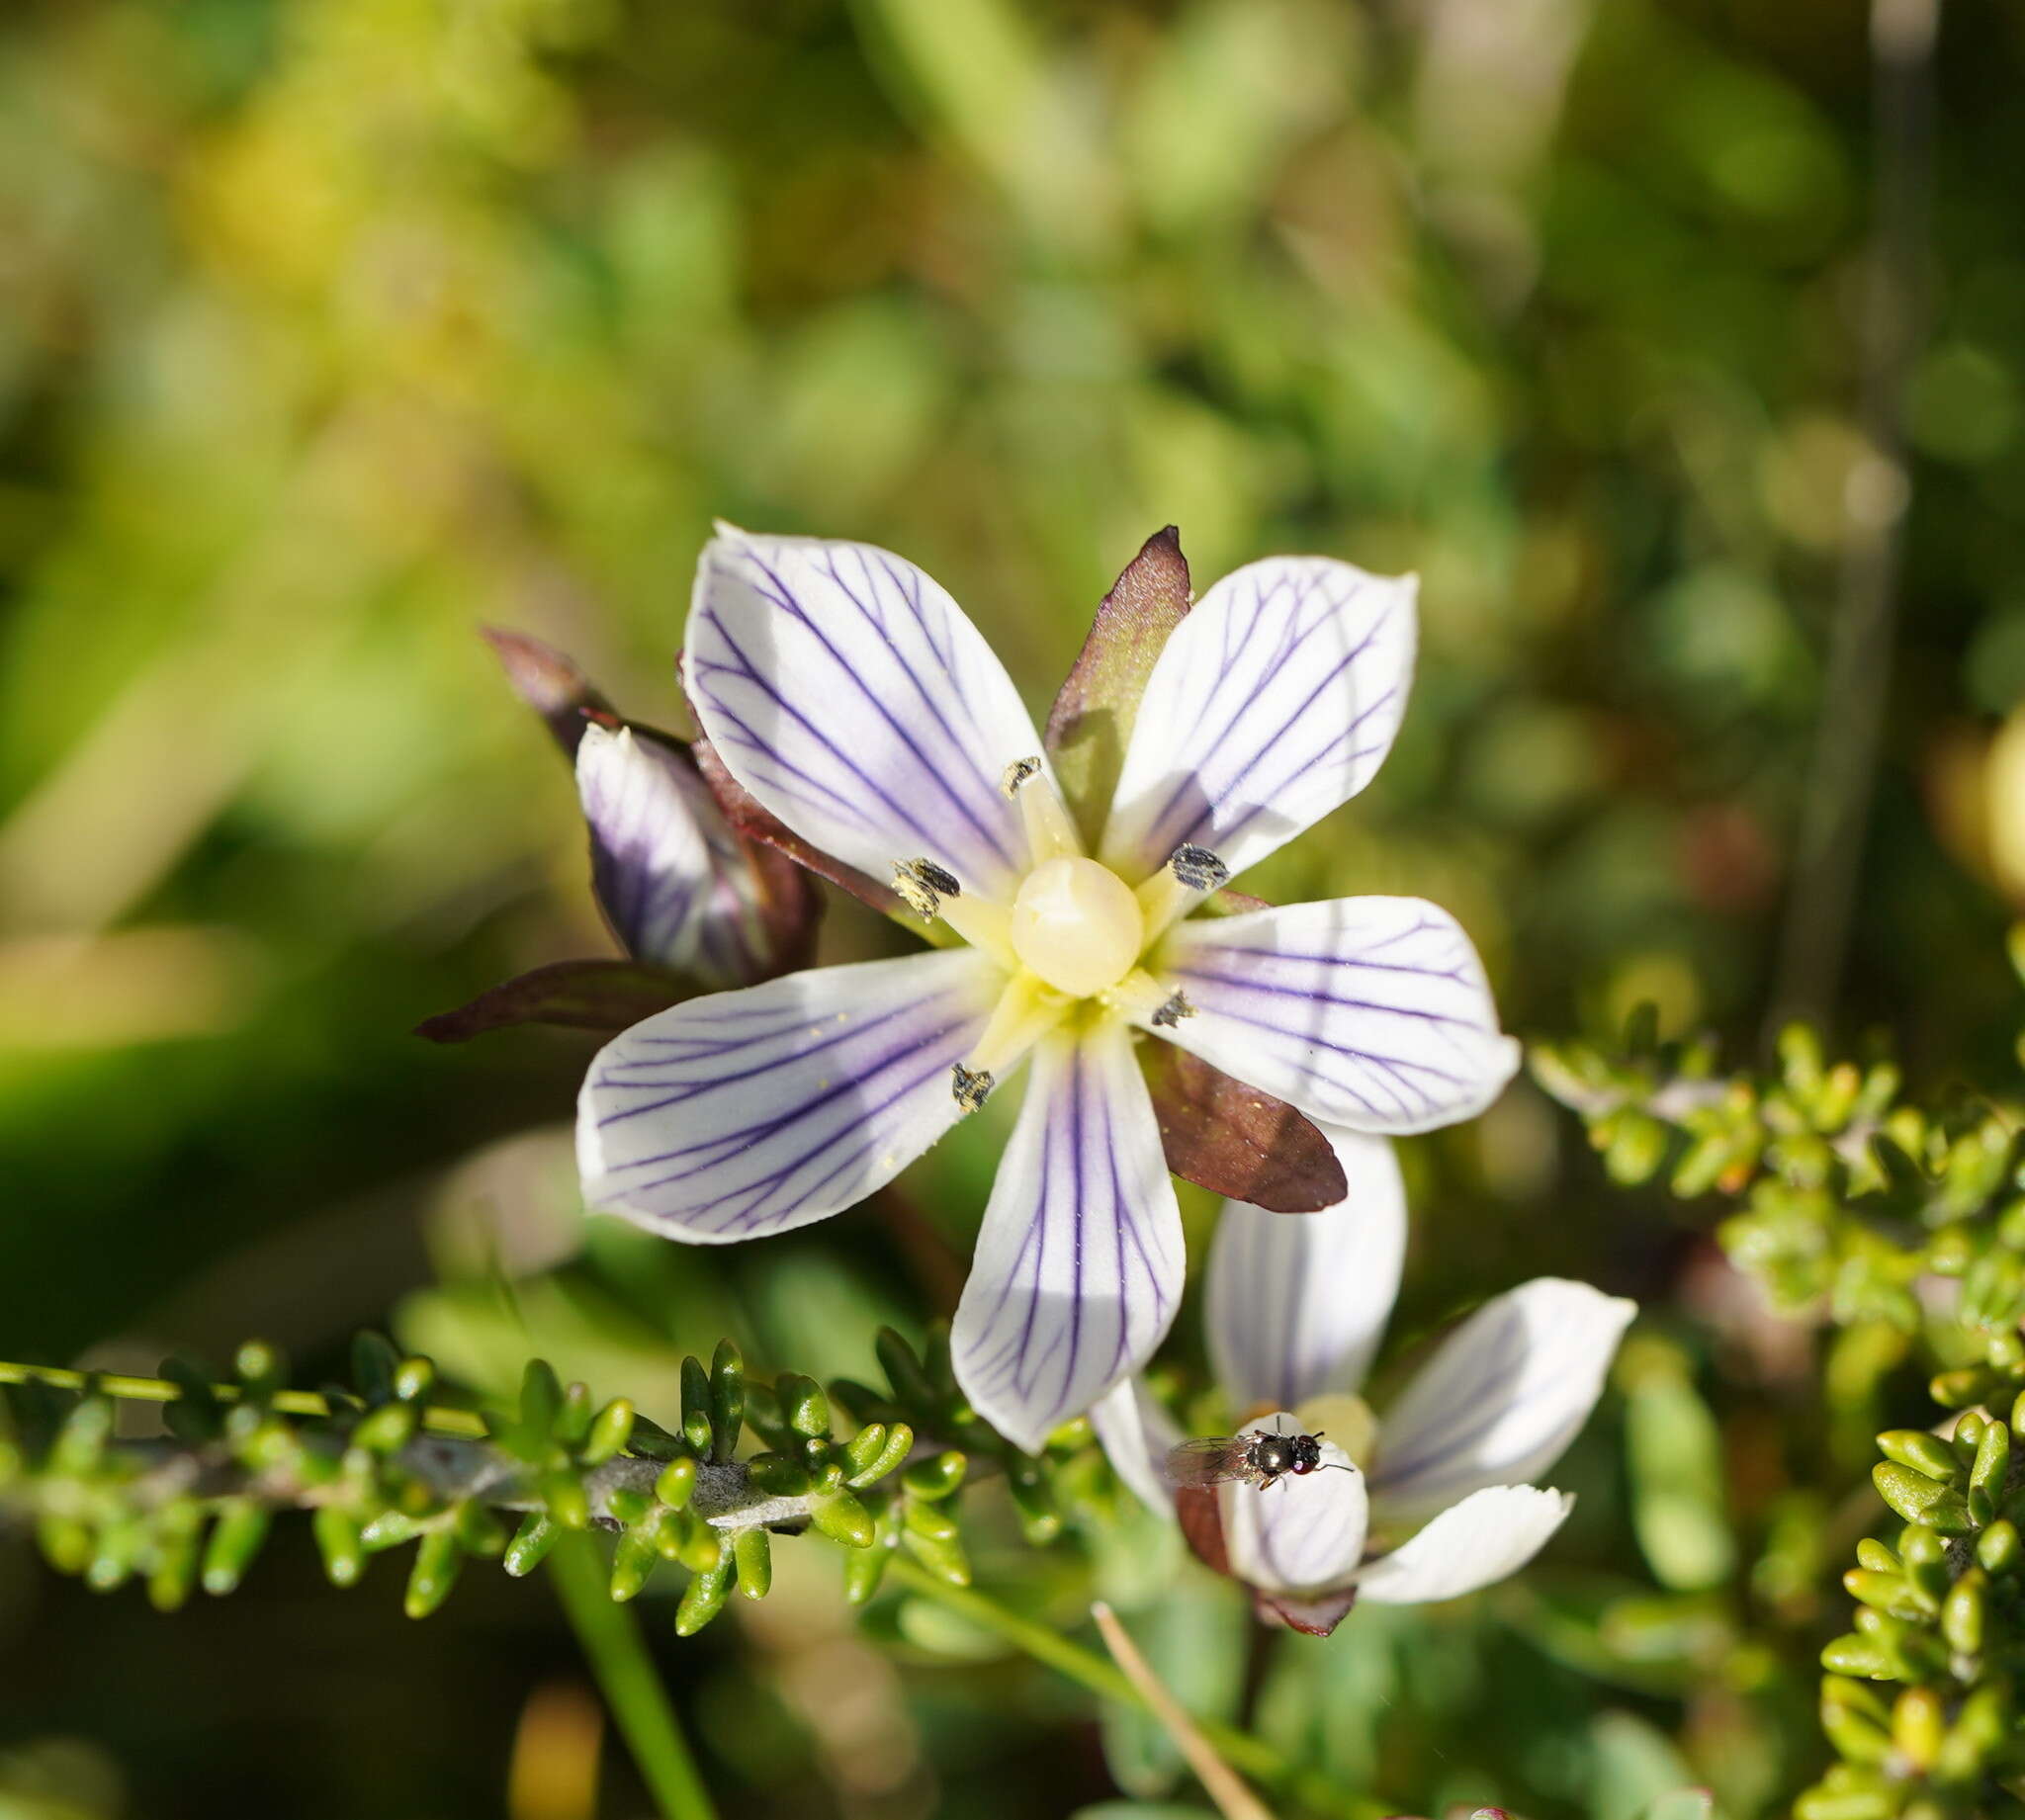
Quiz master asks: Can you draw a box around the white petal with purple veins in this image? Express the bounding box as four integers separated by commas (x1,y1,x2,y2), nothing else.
576,724,763,985
1368,1279,1635,1519
1219,1417,1368,1595
1101,558,1416,882
951,1023,1184,1452
1207,1129,1406,1414
684,526,1048,903
577,948,1004,1241
1090,1376,1185,1517
1353,1485,1573,1603
1145,899,1520,1134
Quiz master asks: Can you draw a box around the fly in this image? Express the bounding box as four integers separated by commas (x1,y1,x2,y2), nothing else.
1164,1426,1355,1493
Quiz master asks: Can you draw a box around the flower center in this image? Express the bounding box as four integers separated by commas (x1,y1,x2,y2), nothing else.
1293,1392,1379,1470
1010,857,1145,998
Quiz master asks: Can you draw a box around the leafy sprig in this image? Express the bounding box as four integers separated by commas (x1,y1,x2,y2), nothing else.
1538,993,2025,1818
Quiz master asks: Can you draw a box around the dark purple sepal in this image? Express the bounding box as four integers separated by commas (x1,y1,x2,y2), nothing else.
1142,1044,1347,1213
690,732,910,924
1175,1487,1358,1636
1045,527,1191,846
744,837,823,976
1250,1585,1359,1637
1175,1486,1231,1578
413,959,691,1043
483,628,622,757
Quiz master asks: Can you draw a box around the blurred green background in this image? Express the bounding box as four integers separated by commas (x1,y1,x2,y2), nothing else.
3,0,2023,1815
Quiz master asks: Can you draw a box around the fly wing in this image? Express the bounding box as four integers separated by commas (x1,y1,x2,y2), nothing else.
1163,1436,1253,1488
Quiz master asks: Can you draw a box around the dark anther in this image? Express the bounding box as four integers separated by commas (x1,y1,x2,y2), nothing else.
1001,756,1042,797
1150,990,1193,1029
951,1064,994,1114
894,858,962,918
1169,844,1229,892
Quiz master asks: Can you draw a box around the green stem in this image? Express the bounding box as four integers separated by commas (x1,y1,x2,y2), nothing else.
546,1532,719,1820
0,1360,488,1438
882,1556,1386,1820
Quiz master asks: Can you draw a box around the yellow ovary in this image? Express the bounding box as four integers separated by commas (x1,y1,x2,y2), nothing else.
1010,857,1145,999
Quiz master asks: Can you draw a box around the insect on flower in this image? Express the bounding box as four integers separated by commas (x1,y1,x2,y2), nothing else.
576,524,1524,1452
1166,1423,1357,1492
1096,1127,1636,1634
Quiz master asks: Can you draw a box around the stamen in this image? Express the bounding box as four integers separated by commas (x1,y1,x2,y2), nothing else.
1101,968,1176,1026
939,894,1015,967
1168,844,1229,892
1003,755,1082,862
1150,989,1193,1029
891,857,1016,966
894,857,961,919
951,1065,994,1115
960,971,1074,1082
1134,842,1230,941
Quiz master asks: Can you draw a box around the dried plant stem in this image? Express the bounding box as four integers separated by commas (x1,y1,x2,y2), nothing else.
1092,1601,1277,1820
1770,0,1936,1029
0,1359,487,1437
881,1557,1387,1820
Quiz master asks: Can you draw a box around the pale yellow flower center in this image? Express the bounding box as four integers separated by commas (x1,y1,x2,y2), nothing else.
1292,1391,1379,1470
1010,856,1145,999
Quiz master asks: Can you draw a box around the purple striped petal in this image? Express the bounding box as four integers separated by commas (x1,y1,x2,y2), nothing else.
684,527,1048,902
951,1023,1184,1452
1148,898,1520,1135
1101,558,1416,881
1089,1376,1184,1517
576,724,765,985
1353,1486,1574,1604
1368,1279,1635,1519
1206,1128,1406,1414
576,948,1004,1241
1220,1416,1368,1595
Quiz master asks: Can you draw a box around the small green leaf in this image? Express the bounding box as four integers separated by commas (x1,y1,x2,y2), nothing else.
312,1508,365,1589
680,1356,713,1454
505,1513,558,1577
351,1333,400,1406
733,1527,772,1600
352,1402,417,1455
392,1355,437,1403
404,1528,463,1618
710,1341,745,1460
655,1456,697,1510
1877,1430,1961,1481
582,1398,635,1466
777,1373,830,1440
519,1360,564,1438
202,1501,271,1595
609,1530,659,1603
1873,1464,1972,1531
902,1451,966,1502
847,1423,914,1488
874,1330,935,1412
811,1489,876,1548
675,1558,734,1635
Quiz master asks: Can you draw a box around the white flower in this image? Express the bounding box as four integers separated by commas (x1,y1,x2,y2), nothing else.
574,721,775,988
1094,1129,1635,1629
576,526,1522,1449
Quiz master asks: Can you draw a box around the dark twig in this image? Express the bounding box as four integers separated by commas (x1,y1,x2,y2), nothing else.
1770,0,1936,1032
